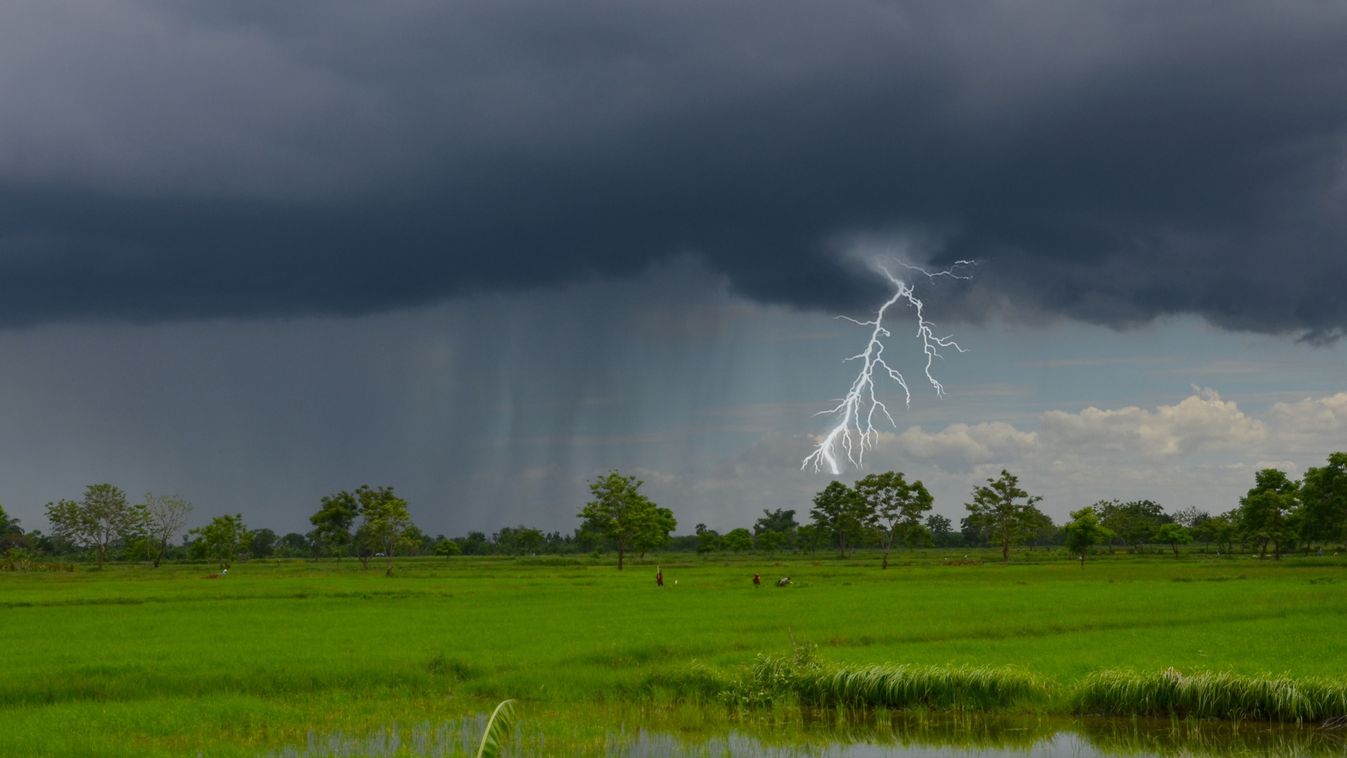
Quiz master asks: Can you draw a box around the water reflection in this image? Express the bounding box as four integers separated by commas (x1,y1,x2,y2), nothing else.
608,712,1347,757
272,709,1347,756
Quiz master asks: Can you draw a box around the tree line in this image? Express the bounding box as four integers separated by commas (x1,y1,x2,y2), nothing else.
695,452,1346,563
2,452,1343,570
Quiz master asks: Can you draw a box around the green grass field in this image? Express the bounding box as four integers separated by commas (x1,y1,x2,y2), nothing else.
3,550,1345,756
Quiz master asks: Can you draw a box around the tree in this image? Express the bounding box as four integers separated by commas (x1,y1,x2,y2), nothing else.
1301,452,1347,547
310,490,359,559
810,481,868,557
695,525,722,555
1063,507,1113,566
1239,468,1300,560
1023,508,1059,550
1191,511,1237,554
494,525,546,555
249,528,278,559
753,508,799,549
722,527,754,552
516,526,546,556
855,471,933,569
0,503,25,550
1094,499,1169,552
139,493,193,568
632,503,678,557
926,514,961,548
45,484,137,566
756,530,786,553
190,513,249,569
1171,506,1208,529
964,470,1043,562
577,471,674,570
1174,509,1213,551
1154,523,1192,557
277,532,311,557
403,525,433,556
433,537,462,557
958,516,985,547
353,484,415,575
795,523,825,553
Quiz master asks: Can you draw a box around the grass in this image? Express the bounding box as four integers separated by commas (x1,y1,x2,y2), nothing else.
1077,668,1347,722
2,550,1346,755
799,663,1049,710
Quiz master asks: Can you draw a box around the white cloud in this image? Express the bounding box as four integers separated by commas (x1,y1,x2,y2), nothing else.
888,422,1038,468
1268,392,1347,441
1039,387,1266,457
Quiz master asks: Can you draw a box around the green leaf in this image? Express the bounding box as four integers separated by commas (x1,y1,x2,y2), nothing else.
475,699,518,758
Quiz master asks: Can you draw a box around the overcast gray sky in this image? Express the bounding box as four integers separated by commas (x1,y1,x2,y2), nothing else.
1,1,1344,536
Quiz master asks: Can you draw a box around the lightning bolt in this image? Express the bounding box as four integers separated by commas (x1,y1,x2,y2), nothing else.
800,259,972,475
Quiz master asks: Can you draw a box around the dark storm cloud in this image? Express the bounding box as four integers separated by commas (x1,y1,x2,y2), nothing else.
2,0,1345,338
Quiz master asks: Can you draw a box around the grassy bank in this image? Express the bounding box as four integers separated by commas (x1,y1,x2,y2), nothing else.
2,551,1346,754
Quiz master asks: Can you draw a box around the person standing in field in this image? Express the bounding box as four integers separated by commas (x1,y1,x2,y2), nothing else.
753,573,761,588
656,568,664,587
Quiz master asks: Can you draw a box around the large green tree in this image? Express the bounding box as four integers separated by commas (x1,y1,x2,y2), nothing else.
855,470,933,569
694,523,722,555
1094,499,1169,552
1191,510,1238,554
45,483,137,566
1063,507,1113,566
964,470,1044,562
722,527,754,552
190,513,249,569
249,528,278,558
353,485,416,575
310,490,360,559
753,508,799,550
926,514,960,548
577,471,675,570
1300,452,1347,547
632,503,678,557
1239,468,1300,560
1153,523,1193,557
277,532,312,557
494,525,546,555
810,481,868,557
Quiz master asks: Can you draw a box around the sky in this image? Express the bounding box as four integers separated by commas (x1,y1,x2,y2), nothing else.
1,1,1345,536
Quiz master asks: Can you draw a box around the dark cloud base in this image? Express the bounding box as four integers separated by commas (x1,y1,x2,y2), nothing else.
1,1,1344,340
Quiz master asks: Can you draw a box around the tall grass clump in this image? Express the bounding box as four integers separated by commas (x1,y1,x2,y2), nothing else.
799,664,1050,711
720,644,1048,712
1076,668,1347,723
720,644,826,707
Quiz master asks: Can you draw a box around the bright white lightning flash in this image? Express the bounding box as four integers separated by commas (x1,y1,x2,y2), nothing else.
801,260,972,476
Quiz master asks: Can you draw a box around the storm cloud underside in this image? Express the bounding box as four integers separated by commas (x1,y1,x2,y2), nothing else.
2,0,1346,340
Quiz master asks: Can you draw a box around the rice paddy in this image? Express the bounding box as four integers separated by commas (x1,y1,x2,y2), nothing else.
2,550,1345,755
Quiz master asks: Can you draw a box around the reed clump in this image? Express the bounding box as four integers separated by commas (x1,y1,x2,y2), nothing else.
720,644,1049,711
1076,668,1347,723
719,644,826,707
798,663,1050,711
